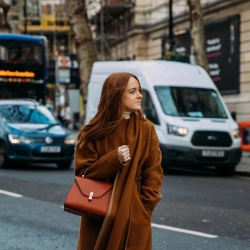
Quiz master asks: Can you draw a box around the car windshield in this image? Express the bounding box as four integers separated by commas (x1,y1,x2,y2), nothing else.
0,104,57,124
154,86,228,119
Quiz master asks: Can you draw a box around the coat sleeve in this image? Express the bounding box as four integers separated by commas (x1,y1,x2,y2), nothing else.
140,128,163,212
74,141,124,180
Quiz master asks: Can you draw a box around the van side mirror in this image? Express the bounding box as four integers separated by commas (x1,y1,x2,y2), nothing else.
231,111,237,121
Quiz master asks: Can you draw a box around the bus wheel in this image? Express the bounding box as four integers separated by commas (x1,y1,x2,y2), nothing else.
216,165,236,176
0,142,7,168
56,160,72,170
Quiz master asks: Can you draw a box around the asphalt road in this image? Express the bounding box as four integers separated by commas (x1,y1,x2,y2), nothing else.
0,163,250,250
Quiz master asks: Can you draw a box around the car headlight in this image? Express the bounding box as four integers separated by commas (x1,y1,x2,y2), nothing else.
231,128,240,138
167,124,188,136
64,135,75,145
8,134,33,144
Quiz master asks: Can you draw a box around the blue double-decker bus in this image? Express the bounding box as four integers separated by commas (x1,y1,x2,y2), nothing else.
0,33,47,104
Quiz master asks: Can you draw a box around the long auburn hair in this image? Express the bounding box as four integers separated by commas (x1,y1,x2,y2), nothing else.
78,72,145,147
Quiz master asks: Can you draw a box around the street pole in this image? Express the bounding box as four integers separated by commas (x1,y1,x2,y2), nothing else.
52,1,57,54
23,0,27,34
169,0,174,51
38,0,44,35
55,57,60,107
100,0,104,60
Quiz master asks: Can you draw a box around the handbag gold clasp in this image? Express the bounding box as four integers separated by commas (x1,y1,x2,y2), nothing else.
88,192,94,200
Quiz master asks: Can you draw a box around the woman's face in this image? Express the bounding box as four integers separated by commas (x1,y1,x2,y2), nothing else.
122,77,143,112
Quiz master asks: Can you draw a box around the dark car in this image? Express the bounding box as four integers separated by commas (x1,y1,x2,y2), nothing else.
0,99,75,169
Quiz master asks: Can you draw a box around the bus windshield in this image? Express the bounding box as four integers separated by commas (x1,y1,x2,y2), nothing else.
0,35,46,103
154,86,228,119
0,40,43,81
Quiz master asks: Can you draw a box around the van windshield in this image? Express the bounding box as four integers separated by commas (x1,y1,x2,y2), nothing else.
154,86,228,118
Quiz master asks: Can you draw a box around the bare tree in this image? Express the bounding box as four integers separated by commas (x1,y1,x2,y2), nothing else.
0,0,11,32
65,0,98,104
187,0,209,72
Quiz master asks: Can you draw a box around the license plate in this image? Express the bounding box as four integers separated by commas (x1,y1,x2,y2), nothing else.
41,146,61,153
202,150,225,157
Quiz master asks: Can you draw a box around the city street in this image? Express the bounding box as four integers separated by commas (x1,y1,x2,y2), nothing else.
1,1,250,249
0,160,250,250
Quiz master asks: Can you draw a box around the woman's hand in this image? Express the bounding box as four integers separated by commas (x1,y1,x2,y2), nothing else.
118,145,130,163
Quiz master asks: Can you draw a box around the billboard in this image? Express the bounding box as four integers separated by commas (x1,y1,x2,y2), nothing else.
173,15,240,94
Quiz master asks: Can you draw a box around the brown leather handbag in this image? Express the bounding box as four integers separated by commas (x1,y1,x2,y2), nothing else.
64,171,118,220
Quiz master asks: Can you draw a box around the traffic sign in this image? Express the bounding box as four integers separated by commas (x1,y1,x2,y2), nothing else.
58,56,71,68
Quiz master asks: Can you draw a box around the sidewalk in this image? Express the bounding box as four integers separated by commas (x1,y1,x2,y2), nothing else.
236,151,250,174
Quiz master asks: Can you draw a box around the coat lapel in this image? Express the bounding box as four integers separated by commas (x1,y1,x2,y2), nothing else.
95,113,143,250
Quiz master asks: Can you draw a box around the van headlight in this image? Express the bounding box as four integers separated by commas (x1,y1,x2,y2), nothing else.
64,135,75,145
167,124,188,136
8,134,33,144
231,128,240,138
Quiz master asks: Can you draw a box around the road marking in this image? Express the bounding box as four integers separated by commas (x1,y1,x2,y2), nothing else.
151,223,218,238
0,189,23,198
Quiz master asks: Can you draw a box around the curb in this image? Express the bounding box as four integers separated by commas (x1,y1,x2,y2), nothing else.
241,152,250,165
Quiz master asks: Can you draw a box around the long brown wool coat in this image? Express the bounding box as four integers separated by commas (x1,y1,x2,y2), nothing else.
74,112,163,250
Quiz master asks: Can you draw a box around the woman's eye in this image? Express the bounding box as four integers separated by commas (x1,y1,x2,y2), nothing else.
130,91,135,94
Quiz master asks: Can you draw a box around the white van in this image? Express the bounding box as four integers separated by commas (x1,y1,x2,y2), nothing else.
86,61,242,175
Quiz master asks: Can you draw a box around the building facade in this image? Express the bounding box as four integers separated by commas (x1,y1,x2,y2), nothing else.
88,0,250,122
9,0,72,58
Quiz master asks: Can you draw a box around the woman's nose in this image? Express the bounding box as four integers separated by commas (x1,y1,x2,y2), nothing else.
137,91,142,98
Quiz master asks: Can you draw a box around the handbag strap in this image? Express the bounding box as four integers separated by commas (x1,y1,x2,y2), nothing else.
82,167,118,184
82,168,89,177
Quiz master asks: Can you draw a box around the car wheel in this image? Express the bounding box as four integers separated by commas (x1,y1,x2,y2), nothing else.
0,142,7,168
216,164,236,176
56,160,72,170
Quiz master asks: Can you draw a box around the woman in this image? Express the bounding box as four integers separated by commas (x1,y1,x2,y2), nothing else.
75,72,163,250
55,104,63,124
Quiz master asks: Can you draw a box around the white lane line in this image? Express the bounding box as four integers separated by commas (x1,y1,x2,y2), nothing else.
151,223,218,238
0,189,23,198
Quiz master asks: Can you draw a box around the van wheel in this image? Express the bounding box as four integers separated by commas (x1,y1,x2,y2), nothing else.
216,165,236,176
0,142,7,168
56,160,72,170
